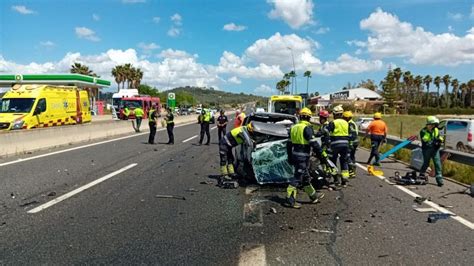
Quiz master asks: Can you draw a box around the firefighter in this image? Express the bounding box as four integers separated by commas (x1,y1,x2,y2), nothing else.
123,105,130,120
148,104,159,144
327,105,351,186
164,107,174,144
366,112,387,166
198,107,211,145
315,109,337,186
285,107,329,209
343,111,358,178
234,110,246,128
134,106,144,132
219,122,254,183
419,116,445,186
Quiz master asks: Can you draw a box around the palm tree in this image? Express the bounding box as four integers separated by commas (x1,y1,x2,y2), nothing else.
393,67,402,100
70,62,97,77
442,75,451,108
133,68,144,89
451,78,459,107
304,70,312,95
460,83,468,107
414,75,423,105
288,70,296,94
111,65,123,92
423,75,432,107
434,76,441,107
402,71,412,105
276,80,286,95
468,79,474,107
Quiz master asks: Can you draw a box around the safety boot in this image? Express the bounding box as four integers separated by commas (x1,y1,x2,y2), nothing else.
227,164,238,179
284,185,301,209
304,185,324,203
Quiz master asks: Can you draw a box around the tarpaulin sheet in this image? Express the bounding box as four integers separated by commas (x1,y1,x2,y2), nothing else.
251,139,296,184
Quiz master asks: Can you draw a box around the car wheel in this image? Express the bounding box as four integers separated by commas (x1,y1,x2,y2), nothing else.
456,142,466,152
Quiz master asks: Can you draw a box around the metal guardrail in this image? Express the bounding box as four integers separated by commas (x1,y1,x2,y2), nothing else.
360,133,474,167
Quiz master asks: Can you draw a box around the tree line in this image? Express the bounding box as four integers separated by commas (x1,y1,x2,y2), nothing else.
276,70,313,95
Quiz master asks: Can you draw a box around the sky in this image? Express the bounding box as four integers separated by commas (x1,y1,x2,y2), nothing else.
0,0,473,95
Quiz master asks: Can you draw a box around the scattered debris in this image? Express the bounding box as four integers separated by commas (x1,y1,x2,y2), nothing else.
390,194,403,203
10,193,15,199
19,200,39,207
438,204,453,208
199,181,214,185
413,207,438,213
185,188,199,192
220,180,239,189
270,207,277,214
427,213,452,223
414,197,427,205
378,254,389,258
47,191,57,197
155,195,186,200
344,219,354,223
310,228,334,234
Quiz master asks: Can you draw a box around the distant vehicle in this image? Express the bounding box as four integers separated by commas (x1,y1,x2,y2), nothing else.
355,117,374,131
195,107,202,114
174,107,179,113
256,107,265,113
115,96,160,120
0,84,91,130
267,95,302,115
179,108,189,115
438,118,474,153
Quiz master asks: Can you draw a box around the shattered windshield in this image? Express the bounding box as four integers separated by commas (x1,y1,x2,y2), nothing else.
0,98,36,113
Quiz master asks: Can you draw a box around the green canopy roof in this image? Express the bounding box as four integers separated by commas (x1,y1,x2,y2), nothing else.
0,74,111,88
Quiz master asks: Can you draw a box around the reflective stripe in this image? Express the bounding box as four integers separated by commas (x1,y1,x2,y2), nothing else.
291,120,311,145
309,138,318,143
331,139,349,145
230,127,244,144
224,135,232,146
293,151,310,157
330,119,349,137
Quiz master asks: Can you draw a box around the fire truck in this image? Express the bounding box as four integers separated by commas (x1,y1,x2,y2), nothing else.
114,95,161,120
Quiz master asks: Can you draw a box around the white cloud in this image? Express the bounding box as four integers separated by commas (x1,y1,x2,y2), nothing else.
152,16,160,23
75,27,100,42
448,25,454,32
40,41,55,47
138,42,160,54
167,27,181,37
315,27,330,34
360,8,474,66
267,0,314,29
447,12,463,21
216,51,283,79
254,84,273,95
223,23,247,31
171,13,182,25
11,5,36,15
122,0,146,3
92,14,100,21
346,40,367,47
319,54,383,76
228,76,242,84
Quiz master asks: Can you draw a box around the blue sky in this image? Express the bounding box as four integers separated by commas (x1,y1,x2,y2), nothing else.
1,0,473,95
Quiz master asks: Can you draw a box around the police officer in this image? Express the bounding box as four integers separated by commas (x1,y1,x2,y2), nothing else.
285,107,329,209
343,111,358,178
134,106,144,132
164,107,174,144
219,123,254,183
198,107,211,145
327,105,351,186
217,109,228,141
148,104,158,144
419,116,444,186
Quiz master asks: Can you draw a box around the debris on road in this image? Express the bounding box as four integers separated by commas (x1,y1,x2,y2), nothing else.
414,197,427,205
47,191,57,197
427,213,452,223
199,181,214,185
310,228,334,234
438,204,453,208
155,195,186,200
220,180,239,189
185,188,199,192
10,193,15,199
413,207,438,213
270,207,277,214
19,200,39,207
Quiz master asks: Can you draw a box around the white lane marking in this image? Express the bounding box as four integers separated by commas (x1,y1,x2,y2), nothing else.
0,121,198,167
356,163,474,230
239,244,266,266
28,163,137,214
182,126,217,143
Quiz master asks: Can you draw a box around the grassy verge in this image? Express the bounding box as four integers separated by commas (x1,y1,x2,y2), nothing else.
359,137,474,185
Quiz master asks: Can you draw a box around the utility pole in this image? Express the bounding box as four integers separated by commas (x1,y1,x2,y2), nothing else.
287,47,297,95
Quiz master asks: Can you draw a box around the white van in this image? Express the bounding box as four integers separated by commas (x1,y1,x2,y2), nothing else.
438,118,474,153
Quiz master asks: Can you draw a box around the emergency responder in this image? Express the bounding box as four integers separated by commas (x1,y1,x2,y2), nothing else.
365,112,387,166
134,106,144,132
343,111,358,178
148,104,159,144
327,105,350,186
198,107,211,145
234,110,246,128
315,109,337,185
219,122,254,183
123,105,130,120
217,109,228,141
164,107,174,144
419,116,444,186
285,107,329,209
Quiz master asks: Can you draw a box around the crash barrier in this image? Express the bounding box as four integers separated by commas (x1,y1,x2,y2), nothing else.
0,114,200,158
359,133,474,167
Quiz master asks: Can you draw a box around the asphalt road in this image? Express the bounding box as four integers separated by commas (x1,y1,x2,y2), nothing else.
0,118,473,265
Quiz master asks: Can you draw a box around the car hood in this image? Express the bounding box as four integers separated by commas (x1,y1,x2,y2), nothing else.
252,121,289,138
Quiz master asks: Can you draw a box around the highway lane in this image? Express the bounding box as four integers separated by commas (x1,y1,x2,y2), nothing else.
0,118,473,264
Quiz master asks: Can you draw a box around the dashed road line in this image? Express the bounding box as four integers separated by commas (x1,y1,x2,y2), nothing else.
356,163,474,230
181,126,217,143
28,163,137,214
238,244,266,266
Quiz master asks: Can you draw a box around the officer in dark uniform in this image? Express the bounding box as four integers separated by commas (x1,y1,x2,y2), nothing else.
165,107,174,144
148,104,158,144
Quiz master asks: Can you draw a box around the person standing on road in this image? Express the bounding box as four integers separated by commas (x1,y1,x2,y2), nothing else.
315,109,337,183
217,109,228,141
327,105,351,187
419,116,445,186
365,112,387,166
148,104,159,144
164,107,174,144
123,105,130,120
285,107,329,209
198,107,211,145
134,106,144,132
234,110,246,129
343,111,359,178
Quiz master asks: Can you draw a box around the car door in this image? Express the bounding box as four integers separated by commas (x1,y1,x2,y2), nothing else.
33,98,48,127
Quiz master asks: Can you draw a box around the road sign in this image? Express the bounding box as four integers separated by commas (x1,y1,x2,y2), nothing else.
167,92,176,108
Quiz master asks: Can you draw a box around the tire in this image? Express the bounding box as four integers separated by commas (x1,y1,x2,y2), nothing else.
456,142,466,152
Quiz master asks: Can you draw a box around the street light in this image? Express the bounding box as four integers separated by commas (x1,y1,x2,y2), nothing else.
287,47,297,94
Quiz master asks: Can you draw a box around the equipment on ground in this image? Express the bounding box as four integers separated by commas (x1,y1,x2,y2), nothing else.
390,171,426,185
219,180,239,189
427,213,452,223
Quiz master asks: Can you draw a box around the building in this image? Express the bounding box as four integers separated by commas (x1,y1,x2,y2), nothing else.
320,87,382,101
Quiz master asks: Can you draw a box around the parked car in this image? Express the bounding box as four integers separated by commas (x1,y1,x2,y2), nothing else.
355,117,373,131
195,107,202,114
438,118,474,153
256,107,265,113
179,108,189,115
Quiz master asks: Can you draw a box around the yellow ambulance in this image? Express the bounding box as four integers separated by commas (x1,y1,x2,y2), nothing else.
267,95,303,115
0,84,91,130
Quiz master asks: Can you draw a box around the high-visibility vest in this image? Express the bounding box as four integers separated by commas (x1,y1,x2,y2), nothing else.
124,107,130,116
223,126,244,147
330,119,349,145
134,107,144,118
349,119,359,144
290,120,311,145
201,109,211,122
148,109,156,122
420,127,443,146
166,112,174,124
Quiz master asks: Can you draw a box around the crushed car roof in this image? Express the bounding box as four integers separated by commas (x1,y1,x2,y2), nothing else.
252,121,289,137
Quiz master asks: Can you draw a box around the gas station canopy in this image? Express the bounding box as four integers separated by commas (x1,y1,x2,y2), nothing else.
0,74,111,88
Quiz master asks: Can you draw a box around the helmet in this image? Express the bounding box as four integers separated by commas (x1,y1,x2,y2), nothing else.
374,112,382,119
246,122,254,132
343,111,353,118
426,116,439,125
332,105,344,114
299,107,312,117
319,110,330,118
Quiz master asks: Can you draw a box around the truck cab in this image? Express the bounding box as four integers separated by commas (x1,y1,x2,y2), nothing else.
267,95,302,115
